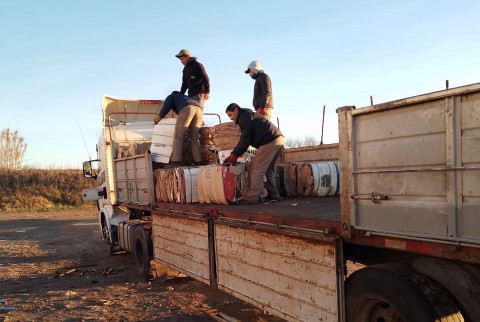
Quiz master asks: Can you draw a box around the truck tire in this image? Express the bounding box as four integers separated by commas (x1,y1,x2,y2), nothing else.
133,226,150,279
101,216,114,255
346,264,444,322
377,263,464,322
413,257,480,322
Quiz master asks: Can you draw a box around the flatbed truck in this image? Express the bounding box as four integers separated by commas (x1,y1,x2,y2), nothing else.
83,83,480,322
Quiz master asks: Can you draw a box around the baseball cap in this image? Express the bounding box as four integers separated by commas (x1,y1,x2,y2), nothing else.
245,60,262,74
175,49,190,58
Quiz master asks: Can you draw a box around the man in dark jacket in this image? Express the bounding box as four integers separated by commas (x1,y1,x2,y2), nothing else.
155,91,203,168
223,103,284,204
175,49,210,109
245,60,273,120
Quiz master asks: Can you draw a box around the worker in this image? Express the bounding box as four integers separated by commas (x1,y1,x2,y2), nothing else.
154,91,203,168
245,60,273,120
223,103,284,204
175,49,210,109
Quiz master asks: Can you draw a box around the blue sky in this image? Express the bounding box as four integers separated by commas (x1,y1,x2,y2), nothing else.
1,1,479,168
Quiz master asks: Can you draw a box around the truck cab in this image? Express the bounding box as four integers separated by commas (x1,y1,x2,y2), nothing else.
83,96,163,254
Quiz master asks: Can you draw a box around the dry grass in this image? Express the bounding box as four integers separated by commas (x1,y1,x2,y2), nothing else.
0,168,97,212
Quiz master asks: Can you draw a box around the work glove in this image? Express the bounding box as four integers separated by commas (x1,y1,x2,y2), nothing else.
154,115,161,124
223,154,238,165
258,108,266,116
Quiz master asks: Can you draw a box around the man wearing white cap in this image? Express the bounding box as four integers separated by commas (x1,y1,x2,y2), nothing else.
175,49,210,109
245,60,273,120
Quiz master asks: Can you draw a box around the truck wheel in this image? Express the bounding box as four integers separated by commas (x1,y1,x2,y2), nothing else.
346,265,440,322
413,257,480,322
101,216,114,255
133,226,150,279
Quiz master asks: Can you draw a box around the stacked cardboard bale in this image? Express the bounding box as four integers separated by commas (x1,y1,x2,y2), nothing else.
226,164,249,202
213,122,241,151
154,168,175,202
297,161,339,196
197,165,228,204
158,125,217,166
275,163,300,197
275,163,289,197
199,127,218,164
151,117,206,166
154,167,199,203
283,163,300,197
213,122,257,163
152,121,325,205
154,164,248,205
197,164,248,204
276,161,340,197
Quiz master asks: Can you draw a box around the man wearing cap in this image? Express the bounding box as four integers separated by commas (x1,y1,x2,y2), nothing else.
223,103,284,204
175,49,210,109
245,60,273,120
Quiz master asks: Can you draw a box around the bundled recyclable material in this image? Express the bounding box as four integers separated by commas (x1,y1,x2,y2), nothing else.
150,118,177,164
154,167,199,203
297,161,339,197
276,161,340,197
197,164,248,204
154,164,247,205
199,127,218,164
213,122,241,151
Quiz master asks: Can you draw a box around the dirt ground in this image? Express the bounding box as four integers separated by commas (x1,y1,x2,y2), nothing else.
0,210,284,322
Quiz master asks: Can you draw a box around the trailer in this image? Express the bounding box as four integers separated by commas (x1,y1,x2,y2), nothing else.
83,84,480,322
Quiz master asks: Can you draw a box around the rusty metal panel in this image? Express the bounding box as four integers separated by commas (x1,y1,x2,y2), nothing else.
215,224,338,322
350,84,480,244
152,214,210,284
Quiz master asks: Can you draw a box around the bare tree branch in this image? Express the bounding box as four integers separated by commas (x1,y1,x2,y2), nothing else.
284,136,318,148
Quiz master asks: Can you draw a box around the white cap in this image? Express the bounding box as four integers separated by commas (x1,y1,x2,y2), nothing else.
245,60,263,74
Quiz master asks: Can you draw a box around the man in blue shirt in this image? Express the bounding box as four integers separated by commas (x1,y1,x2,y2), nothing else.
155,91,203,167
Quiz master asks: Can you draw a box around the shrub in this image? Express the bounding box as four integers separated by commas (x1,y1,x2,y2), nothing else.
0,168,97,212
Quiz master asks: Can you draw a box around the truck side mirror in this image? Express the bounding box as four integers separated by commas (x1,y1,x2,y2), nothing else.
83,160,99,179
